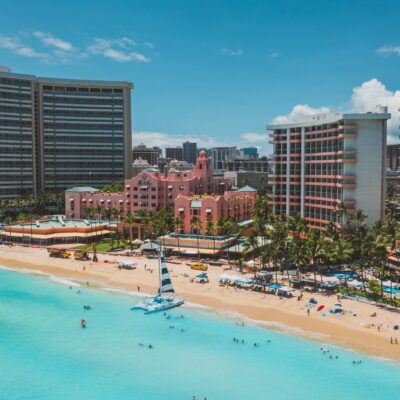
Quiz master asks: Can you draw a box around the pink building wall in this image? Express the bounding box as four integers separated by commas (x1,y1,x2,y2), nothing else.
174,189,257,235
65,151,234,219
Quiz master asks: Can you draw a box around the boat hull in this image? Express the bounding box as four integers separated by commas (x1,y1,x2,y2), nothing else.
132,295,184,314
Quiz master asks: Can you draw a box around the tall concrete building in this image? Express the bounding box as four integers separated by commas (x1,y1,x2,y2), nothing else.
0,70,36,199
132,144,161,165
0,69,133,199
268,109,390,228
182,141,197,164
222,156,269,172
208,146,241,170
387,144,400,171
165,146,183,161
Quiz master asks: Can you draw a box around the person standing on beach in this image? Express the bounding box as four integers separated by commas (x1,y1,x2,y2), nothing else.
307,308,310,316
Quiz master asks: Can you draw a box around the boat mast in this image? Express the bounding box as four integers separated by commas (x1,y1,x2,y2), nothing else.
157,242,162,294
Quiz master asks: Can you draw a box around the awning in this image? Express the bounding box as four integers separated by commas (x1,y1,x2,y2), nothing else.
107,199,111,203
69,198,74,202
206,208,212,212
119,200,123,203
100,199,104,202
140,186,148,189
178,207,184,212
82,199,86,202
89,199,93,202
126,185,131,189
168,185,173,189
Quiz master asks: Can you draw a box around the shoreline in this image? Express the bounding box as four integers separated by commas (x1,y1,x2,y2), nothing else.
1,245,400,363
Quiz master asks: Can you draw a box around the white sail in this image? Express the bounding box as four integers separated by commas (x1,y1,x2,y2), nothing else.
158,248,174,294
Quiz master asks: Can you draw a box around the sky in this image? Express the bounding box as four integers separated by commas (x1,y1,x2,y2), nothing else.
1,0,400,155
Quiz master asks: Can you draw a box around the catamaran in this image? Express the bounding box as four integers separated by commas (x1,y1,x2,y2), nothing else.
132,246,184,314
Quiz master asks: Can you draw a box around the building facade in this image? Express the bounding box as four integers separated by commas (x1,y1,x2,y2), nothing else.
0,69,133,199
165,146,183,161
182,141,197,164
268,110,390,228
65,151,234,218
0,70,36,199
387,144,400,171
174,186,257,235
39,77,132,192
224,171,268,191
222,156,269,172
132,144,161,165
208,147,241,170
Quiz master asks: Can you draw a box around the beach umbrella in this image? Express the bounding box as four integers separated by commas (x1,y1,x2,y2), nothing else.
394,325,399,330
196,273,208,279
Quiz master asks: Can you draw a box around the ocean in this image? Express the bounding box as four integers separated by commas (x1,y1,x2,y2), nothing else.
0,267,399,400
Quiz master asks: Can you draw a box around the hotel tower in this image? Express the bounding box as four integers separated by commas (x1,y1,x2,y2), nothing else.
0,67,132,199
267,108,390,228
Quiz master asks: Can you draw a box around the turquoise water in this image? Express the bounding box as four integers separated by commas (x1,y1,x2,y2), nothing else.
1,268,400,400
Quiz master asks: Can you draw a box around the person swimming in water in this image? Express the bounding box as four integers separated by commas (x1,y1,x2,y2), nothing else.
81,319,86,328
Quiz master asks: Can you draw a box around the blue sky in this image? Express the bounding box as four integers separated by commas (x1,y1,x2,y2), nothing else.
1,0,400,155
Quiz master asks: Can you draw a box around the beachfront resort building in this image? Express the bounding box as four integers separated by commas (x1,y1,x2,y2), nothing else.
0,215,114,245
158,187,257,255
267,108,391,228
174,186,257,235
0,67,133,198
65,151,234,218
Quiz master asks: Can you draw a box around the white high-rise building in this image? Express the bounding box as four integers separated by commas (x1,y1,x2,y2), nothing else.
267,108,391,228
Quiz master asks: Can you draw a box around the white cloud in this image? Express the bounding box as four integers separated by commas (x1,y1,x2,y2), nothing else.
0,35,20,49
376,45,400,57
350,79,400,143
240,132,268,143
15,46,48,59
33,31,74,51
88,38,150,63
272,104,331,124
0,34,49,61
133,131,270,157
221,48,243,57
133,131,230,150
270,51,281,58
271,78,400,143
0,32,152,65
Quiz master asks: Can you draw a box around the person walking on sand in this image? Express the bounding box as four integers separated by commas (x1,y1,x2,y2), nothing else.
307,308,310,316
137,286,140,292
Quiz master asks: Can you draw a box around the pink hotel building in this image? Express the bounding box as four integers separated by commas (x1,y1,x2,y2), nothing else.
65,151,237,222
268,109,390,229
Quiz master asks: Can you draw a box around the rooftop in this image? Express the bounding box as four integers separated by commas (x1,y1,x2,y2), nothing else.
0,70,133,88
267,110,391,130
237,185,257,192
7,216,111,230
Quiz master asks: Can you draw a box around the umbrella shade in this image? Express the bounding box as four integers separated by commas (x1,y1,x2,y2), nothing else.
196,273,208,279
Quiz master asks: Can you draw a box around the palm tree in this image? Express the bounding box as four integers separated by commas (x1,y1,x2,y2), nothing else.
305,228,326,285
242,231,260,274
124,211,135,250
190,216,202,259
327,236,353,288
